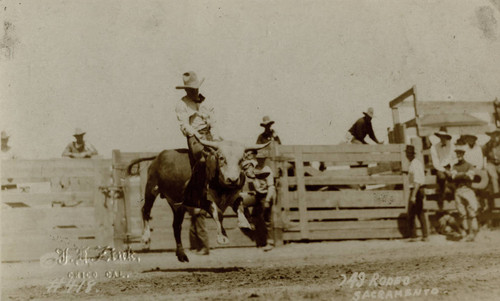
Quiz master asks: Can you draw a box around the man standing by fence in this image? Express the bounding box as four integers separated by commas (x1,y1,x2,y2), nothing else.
240,156,276,251
483,126,500,201
405,145,429,242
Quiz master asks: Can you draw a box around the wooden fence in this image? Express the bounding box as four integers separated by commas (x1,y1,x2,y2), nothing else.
1,159,112,262
272,144,410,242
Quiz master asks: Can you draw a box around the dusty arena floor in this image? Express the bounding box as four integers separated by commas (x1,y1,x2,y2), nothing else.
2,230,500,301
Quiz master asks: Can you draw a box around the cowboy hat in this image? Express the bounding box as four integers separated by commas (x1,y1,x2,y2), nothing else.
254,168,271,179
242,159,258,169
405,145,416,155
260,116,275,127
363,107,374,118
1,131,9,140
73,128,86,136
454,144,467,153
175,71,205,90
434,126,451,139
485,124,500,136
462,134,478,142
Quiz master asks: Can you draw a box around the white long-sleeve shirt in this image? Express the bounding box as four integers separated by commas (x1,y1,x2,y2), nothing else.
175,95,219,138
430,142,455,171
464,144,484,169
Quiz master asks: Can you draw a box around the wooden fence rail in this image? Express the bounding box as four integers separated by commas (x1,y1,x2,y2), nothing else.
1,159,112,262
272,143,410,242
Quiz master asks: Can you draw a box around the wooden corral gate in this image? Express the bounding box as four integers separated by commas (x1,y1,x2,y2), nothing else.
112,144,412,249
272,144,410,242
1,159,112,262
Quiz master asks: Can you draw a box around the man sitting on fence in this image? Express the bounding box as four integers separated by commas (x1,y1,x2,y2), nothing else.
345,108,384,144
430,127,455,209
239,155,276,251
445,142,479,242
62,128,98,158
462,134,484,170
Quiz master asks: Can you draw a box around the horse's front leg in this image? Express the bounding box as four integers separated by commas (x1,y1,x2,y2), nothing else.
207,201,229,245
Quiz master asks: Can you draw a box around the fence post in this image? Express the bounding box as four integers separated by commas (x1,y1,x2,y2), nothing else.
112,150,126,250
93,159,114,247
271,143,283,246
294,146,309,240
400,144,410,212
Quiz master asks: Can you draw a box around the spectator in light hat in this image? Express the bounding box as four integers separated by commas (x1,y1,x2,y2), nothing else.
257,116,281,145
430,126,455,209
62,128,98,158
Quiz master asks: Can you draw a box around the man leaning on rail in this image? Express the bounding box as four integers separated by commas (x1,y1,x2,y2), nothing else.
62,128,98,158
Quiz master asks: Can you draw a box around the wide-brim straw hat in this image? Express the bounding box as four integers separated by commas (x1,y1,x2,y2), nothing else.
175,71,205,90
454,144,467,153
434,126,451,139
405,145,416,155
242,159,258,168
73,128,86,137
363,107,374,118
260,115,275,127
486,125,500,136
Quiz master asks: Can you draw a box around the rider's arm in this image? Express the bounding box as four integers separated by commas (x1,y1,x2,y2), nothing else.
175,102,198,137
206,104,222,140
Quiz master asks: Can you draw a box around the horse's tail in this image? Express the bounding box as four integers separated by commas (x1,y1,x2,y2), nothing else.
126,156,157,176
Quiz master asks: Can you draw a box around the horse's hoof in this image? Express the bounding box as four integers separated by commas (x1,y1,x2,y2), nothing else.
176,253,189,262
217,235,230,245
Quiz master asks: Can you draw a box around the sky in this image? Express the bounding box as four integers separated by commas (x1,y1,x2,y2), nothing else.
1,0,500,159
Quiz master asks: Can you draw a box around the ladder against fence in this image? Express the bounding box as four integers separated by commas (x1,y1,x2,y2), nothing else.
1,159,112,262
272,143,411,243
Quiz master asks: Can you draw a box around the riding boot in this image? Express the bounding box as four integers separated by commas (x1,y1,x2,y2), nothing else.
183,160,207,207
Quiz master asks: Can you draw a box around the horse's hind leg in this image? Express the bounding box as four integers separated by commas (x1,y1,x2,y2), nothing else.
141,180,158,250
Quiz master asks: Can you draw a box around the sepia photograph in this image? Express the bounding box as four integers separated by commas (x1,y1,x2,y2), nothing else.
1,0,500,300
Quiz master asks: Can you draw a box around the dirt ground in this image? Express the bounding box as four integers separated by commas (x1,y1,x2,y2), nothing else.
2,229,500,301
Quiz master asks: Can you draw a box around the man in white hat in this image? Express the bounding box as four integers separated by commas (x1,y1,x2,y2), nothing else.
446,142,479,241
62,128,98,158
256,116,281,145
1,130,16,160
430,126,455,207
462,134,484,169
346,107,383,144
174,71,221,207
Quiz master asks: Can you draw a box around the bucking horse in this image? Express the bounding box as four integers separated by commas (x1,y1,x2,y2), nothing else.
126,138,269,262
